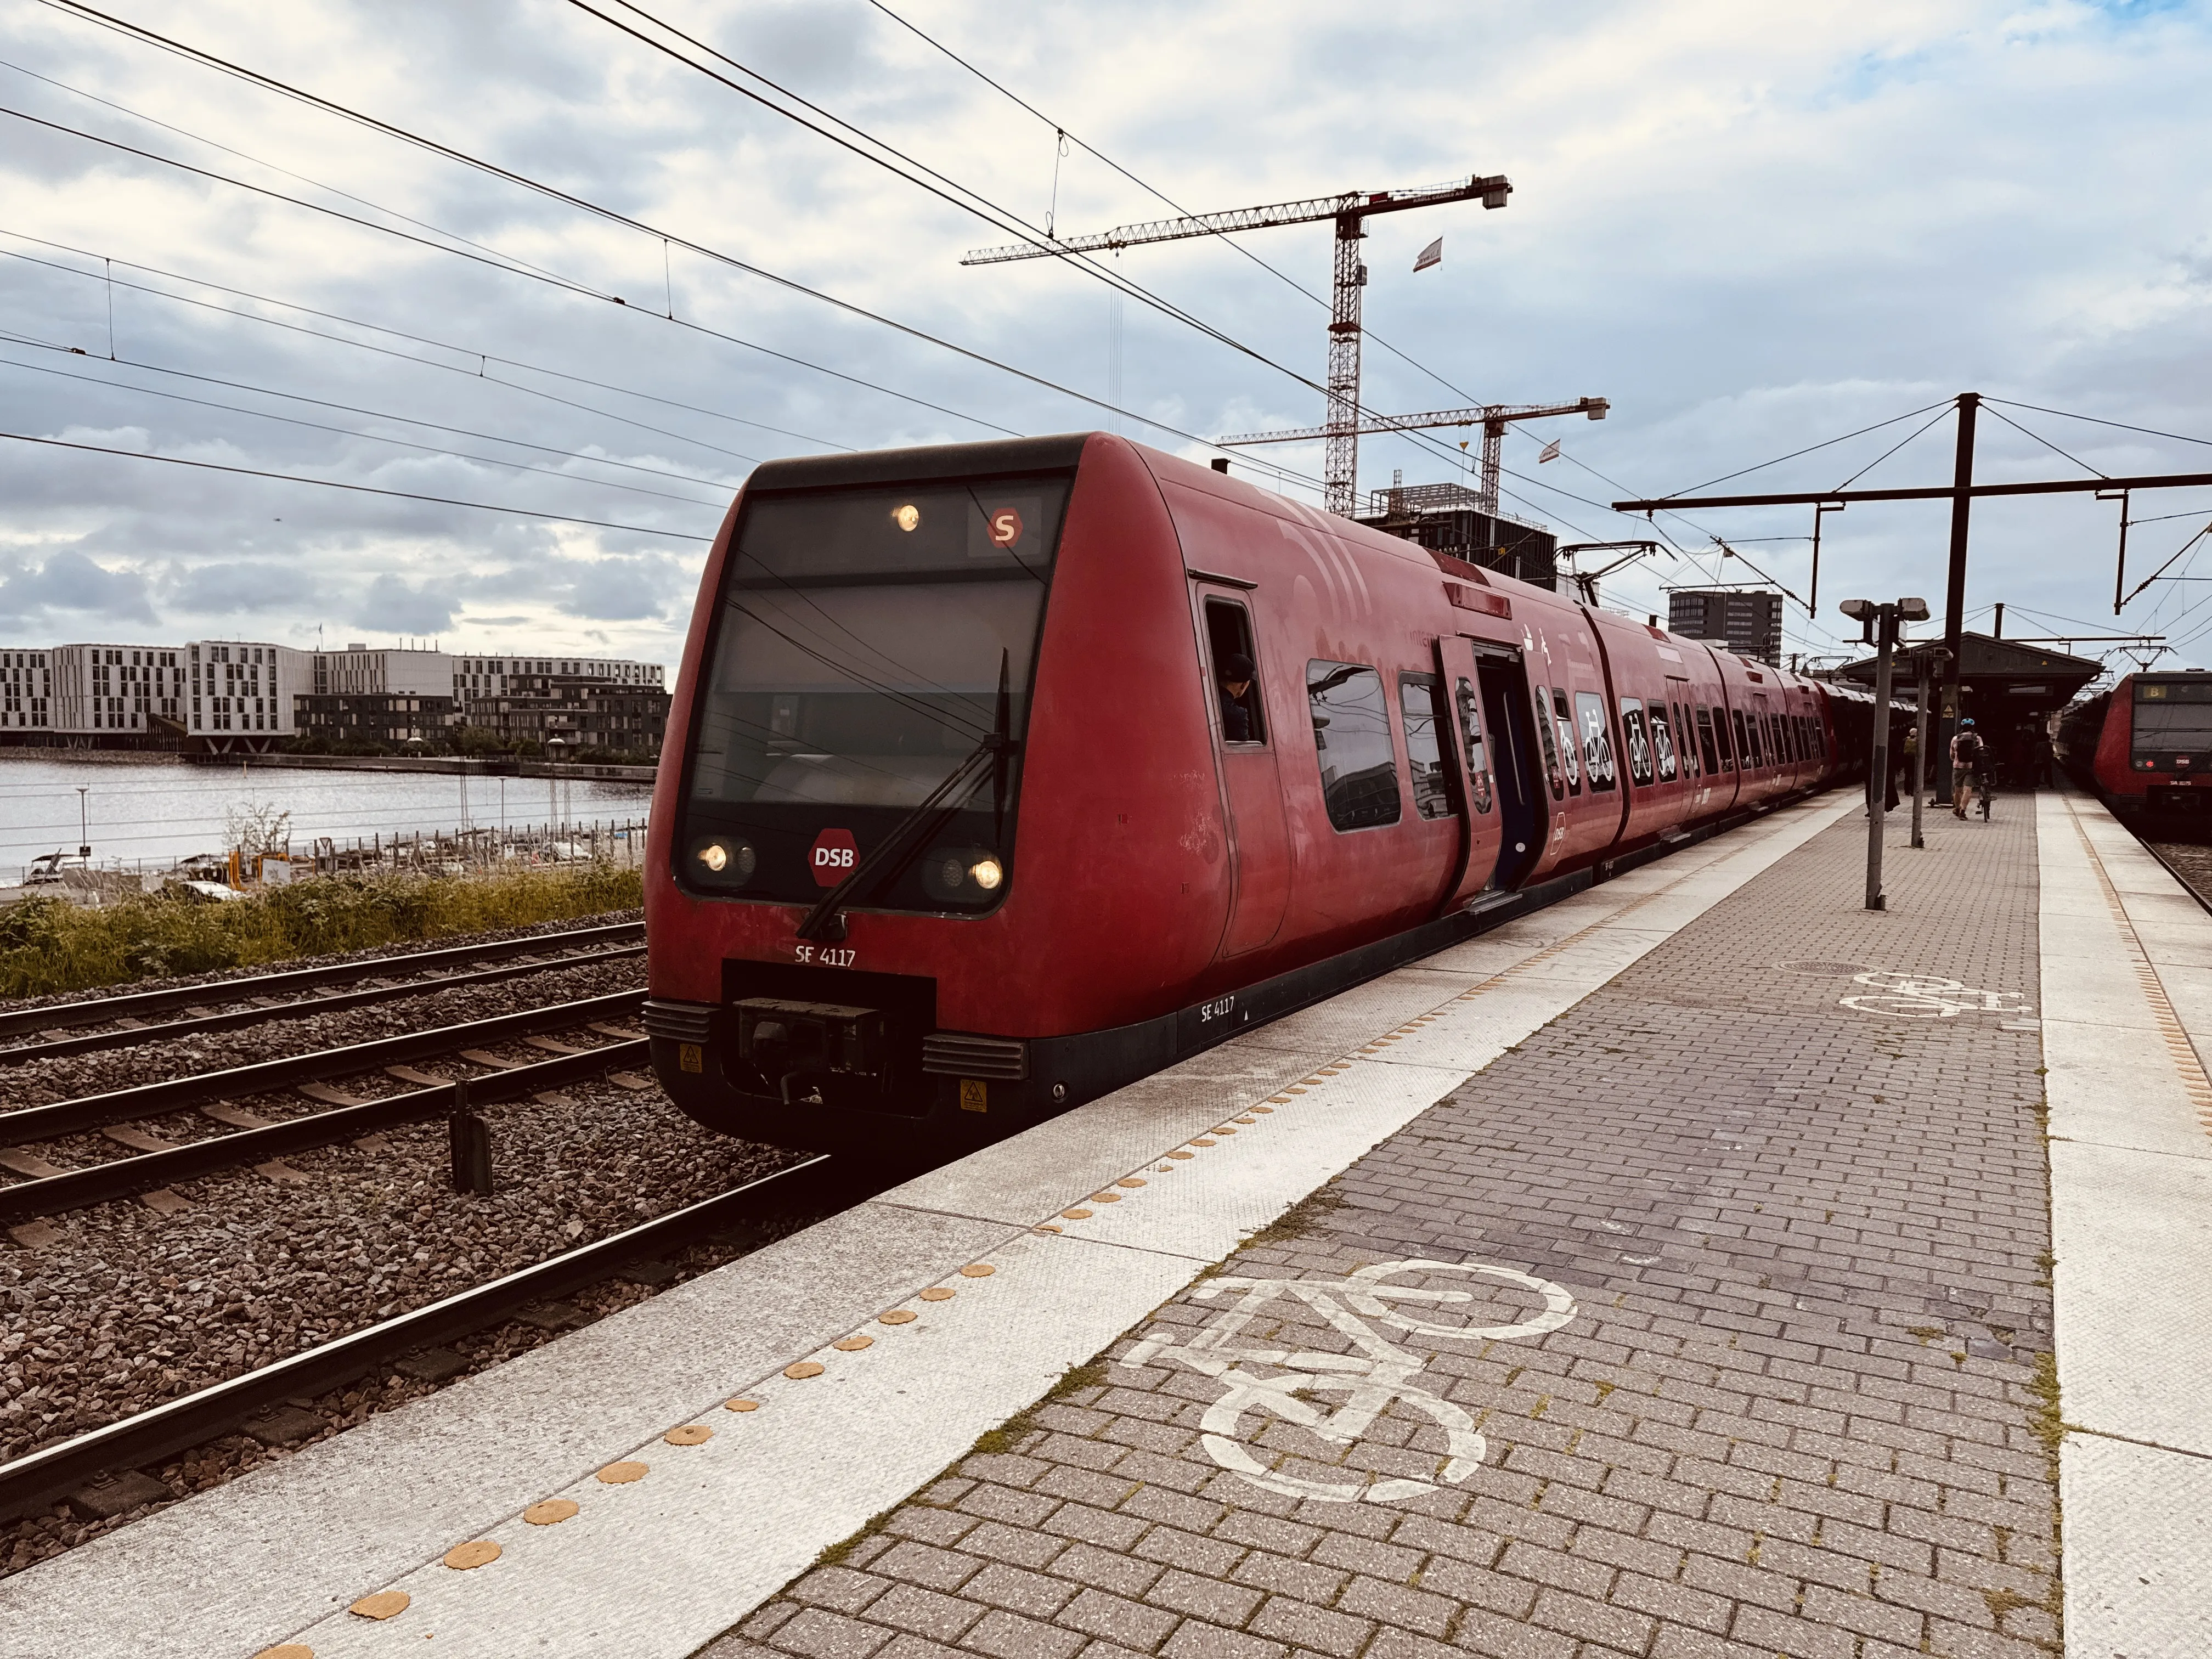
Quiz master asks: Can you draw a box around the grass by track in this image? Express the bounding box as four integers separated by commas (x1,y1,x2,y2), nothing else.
0,862,644,1000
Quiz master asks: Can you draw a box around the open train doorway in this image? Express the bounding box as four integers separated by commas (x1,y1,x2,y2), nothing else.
1476,651,1544,889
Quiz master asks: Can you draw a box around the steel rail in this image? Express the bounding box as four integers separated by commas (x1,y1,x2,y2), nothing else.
0,919,644,1041
0,1154,833,1525
0,1038,649,1225
0,990,644,1148
0,943,645,1064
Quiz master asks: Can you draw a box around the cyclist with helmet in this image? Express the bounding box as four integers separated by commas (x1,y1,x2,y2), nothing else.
1950,719,1987,819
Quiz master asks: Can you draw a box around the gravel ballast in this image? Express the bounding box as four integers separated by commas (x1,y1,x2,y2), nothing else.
0,912,811,1577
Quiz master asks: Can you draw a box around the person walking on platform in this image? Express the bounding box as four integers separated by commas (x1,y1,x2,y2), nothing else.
1951,719,1986,818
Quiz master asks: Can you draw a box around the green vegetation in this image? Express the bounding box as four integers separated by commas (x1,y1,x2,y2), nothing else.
0,862,642,998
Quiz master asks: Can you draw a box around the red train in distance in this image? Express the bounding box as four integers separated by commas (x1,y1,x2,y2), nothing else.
2058,670,2212,818
642,433,1866,1159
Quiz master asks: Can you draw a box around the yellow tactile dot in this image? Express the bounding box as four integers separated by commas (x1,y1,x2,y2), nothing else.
1060,1208,1093,1220
1190,1138,1217,1148
1288,1084,1310,1091
1232,1116,1257,1124
1165,1150,1194,1160
598,1461,650,1483
834,1335,873,1352
1251,1105,1276,1113
920,1285,957,1300
253,1647,315,1659
667,1424,714,1444
1116,1177,1147,1188
349,1591,410,1620
1034,1224,1062,1234
1090,1192,1123,1203
960,1263,996,1277
880,1308,918,1324
783,1362,826,1380
1211,1127,1238,1136
524,1499,579,1525
725,1397,761,1412
444,1540,501,1570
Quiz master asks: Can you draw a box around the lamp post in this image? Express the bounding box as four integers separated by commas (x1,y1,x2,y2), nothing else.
1839,596,1931,911
75,786,89,862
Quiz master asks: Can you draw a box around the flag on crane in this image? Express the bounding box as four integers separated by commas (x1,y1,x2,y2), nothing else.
1539,439,1561,464
1413,236,1443,272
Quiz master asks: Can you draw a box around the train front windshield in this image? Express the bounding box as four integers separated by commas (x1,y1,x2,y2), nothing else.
2134,678,2212,767
678,476,1070,911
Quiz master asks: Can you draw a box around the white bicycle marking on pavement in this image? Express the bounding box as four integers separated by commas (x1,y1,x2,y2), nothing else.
1124,1259,1576,1504
1839,968,2029,1020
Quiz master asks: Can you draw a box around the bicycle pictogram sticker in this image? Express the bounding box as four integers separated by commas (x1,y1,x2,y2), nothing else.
1838,969,2029,1020
1124,1260,1576,1504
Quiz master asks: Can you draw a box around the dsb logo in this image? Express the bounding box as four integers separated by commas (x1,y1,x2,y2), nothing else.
810,828,859,888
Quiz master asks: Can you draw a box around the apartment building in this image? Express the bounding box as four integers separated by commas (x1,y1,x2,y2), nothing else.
0,650,53,733
185,640,307,747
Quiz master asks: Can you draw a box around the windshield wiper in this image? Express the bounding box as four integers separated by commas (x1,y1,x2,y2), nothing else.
795,651,1017,943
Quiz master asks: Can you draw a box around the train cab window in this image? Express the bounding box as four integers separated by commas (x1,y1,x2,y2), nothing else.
1308,661,1402,830
1649,701,1679,782
1453,678,1494,812
1695,706,1722,774
1530,683,1566,799
1204,599,1266,744
1619,698,1655,786
1398,673,1458,819
1573,691,1617,791
1550,689,1583,794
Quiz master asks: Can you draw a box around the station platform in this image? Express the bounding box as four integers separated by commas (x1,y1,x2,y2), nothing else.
3,786,2205,1659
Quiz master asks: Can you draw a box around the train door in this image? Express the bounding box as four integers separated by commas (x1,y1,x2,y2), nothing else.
1472,647,1545,889
1431,636,1508,905
1198,588,1290,956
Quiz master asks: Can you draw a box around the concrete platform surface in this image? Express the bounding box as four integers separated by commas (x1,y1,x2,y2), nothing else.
0,795,1852,1659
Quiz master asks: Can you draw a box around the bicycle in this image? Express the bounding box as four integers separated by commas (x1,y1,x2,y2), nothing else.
1976,767,1993,821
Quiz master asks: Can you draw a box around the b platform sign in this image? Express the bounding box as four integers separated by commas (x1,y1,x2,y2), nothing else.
810,828,859,887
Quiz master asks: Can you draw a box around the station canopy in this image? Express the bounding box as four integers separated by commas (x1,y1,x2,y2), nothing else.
1836,631,2103,722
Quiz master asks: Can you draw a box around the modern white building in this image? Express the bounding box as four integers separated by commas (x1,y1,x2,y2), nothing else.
50,643,188,737
453,653,664,701
185,640,306,744
0,648,54,733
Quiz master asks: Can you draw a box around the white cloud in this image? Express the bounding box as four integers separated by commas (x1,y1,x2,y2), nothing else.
0,0,2206,669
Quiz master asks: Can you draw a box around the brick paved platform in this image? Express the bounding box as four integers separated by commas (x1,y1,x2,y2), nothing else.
718,802,2061,1659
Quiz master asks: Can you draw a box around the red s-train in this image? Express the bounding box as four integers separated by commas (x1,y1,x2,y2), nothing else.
2058,670,2212,817
643,433,1862,1158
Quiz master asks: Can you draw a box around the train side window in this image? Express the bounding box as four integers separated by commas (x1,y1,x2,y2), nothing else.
1649,701,1679,781
1695,706,1722,773
1308,661,1402,830
1551,688,1583,794
1530,682,1566,799
1619,698,1655,786
1574,691,1617,791
1674,702,1699,775
1745,707,1766,767
1398,673,1458,819
1710,703,1735,769
1810,714,1827,758
1453,678,1494,812
1204,599,1266,744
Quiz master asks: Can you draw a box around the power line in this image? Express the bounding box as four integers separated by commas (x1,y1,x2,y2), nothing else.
32,2,1328,495
1989,398,2212,454
0,430,714,538
856,0,1490,414
1980,404,2107,479
1653,399,1955,501
0,348,732,507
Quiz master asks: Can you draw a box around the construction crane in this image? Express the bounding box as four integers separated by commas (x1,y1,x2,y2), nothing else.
962,174,1511,515
1217,398,1609,517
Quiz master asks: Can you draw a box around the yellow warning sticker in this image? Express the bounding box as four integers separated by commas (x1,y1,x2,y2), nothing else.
959,1079,988,1113
679,1043,704,1074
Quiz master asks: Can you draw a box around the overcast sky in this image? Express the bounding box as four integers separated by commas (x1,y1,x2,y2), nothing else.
2,0,2208,675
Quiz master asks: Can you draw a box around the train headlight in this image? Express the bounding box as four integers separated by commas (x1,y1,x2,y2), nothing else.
691,837,757,884
892,503,921,532
922,845,1004,903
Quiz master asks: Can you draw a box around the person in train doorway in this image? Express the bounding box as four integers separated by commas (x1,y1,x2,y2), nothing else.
1218,653,1256,742
1950,719,1987,818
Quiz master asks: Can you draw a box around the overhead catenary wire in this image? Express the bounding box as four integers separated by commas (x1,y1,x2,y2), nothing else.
0,430,714,539
29,3,1330,496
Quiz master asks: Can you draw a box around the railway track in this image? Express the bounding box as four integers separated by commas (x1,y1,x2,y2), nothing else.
2138,834,2212,917
0,1154,848,1525
0,991,650,1225
0,920,644,1057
